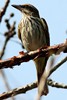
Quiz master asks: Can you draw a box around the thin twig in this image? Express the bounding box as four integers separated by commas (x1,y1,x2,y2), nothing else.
0,77,67,99
0,21,16,59
0,0,10,22
0,71,15,100
0,19,16,100
49,56,67,76
47,79,67,89
0,82,37,99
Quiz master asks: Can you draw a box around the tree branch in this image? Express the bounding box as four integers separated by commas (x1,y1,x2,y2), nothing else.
0,0,10,22
47,79,67,89
0,21,16,59
0,15,16,100
49,56,67,76
0,77,67,99
0,82,37,99
0,40,67,69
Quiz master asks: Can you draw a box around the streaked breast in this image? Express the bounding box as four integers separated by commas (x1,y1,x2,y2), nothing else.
20,16,46,51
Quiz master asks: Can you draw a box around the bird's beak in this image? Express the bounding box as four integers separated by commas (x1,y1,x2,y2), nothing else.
12,5,22,12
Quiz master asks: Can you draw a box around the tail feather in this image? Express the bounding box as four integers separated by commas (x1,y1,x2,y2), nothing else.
42,81,49,95
34,57,49,96
38,72,49,96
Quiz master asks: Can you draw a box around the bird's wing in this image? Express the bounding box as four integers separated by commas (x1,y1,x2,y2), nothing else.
41,18,50,46
18,23,22,40
18,23,22,41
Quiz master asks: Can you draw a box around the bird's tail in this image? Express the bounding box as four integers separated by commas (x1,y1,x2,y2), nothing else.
37,72,49,95
34,57,49,96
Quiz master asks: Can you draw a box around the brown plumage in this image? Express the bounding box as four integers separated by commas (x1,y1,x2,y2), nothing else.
12,4,50,95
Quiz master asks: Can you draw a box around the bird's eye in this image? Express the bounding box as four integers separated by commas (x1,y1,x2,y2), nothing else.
20,5,25,8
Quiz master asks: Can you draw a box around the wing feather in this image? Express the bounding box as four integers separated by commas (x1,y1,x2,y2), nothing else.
41,18,50,46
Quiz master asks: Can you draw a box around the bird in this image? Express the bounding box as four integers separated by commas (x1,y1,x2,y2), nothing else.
12,4,50,95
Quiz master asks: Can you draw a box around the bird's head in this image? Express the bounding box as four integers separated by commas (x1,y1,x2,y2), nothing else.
12,4,40,17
